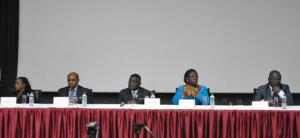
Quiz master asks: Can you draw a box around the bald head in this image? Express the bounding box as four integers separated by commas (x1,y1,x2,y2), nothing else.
67,72,79,79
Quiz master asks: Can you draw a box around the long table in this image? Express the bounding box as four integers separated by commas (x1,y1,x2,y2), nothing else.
0,104,300,138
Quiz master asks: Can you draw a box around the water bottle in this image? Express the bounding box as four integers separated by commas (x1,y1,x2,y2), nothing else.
282,94,287,109
82,92,87,107
150,90,155,98
210,94,215,108
29,92,34,106
273,97,279,107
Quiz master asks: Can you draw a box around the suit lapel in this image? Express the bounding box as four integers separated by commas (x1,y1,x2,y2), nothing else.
76,85,82,97
266,84,272,98
137,88,143,98
65,87,70,96
128,89,134,99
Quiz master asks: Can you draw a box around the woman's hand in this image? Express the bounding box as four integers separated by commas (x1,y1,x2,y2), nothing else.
187,91,197,97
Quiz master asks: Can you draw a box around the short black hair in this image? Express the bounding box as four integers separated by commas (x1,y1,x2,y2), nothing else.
17,77,32,93
268,70,281,81
129,73,141,83
184,69,198,83
67,72,79,80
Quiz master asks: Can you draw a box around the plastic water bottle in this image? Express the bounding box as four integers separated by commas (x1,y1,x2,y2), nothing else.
29,92,34,107
150,90,155,98
82,92,87,107
210,94,215,108
282,94,287,109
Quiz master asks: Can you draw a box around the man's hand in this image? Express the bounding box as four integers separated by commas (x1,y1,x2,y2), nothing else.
272,86,281,93
127,100,136,104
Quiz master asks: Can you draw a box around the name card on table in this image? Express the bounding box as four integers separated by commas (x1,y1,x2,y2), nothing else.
0,97,17,107
179,99,195,108
53,97,69,107
252,101,269,109
144,98,160,106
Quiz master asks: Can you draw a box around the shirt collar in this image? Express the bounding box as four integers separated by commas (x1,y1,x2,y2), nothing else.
269,85,274,94
131,89,138,94
70,85,78,92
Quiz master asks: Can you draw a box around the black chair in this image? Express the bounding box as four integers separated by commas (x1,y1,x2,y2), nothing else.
253,88,258,95
253,88,258,100
32,89,42,102
88,89,94,104
233,98,243,105
219,97,230,105
207,88,210,94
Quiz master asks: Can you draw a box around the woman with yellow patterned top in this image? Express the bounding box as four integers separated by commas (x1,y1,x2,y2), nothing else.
172,69,209,105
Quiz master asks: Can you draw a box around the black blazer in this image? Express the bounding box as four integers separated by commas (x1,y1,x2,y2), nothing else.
254,83,293,105
57,85,93,104
119,87,150,104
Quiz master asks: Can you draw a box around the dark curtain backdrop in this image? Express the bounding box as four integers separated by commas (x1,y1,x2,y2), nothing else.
0,0,19,96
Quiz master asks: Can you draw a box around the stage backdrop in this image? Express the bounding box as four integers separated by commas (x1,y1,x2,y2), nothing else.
18,0,300,93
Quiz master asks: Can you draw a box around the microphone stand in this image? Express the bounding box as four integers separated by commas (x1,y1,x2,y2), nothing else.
87,122,100,138
134,122,156,138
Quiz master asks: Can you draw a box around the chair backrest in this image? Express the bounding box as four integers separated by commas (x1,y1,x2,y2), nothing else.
220,97,229,105
32,89,42,101
253,88,258,94
233,98,243,105
207,88,210,94
253,88,258,100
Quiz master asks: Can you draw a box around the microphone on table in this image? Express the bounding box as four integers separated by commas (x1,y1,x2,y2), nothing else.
120,102,125,107
150,90,156,98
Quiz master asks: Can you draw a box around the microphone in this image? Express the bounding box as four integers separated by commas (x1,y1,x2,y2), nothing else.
120,102,125,107
150,90,156,98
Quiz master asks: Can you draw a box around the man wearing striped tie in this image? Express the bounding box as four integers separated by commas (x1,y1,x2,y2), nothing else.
57,72,93,104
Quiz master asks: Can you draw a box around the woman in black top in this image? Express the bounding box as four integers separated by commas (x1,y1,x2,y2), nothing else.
15,77,32,103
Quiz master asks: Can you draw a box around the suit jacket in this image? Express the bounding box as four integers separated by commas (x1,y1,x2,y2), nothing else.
57,85,93,104
119,87,150,104
254,83,293,105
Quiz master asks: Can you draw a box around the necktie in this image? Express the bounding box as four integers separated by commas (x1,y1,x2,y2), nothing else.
133,92,137,99
70,89,77,103
70,89,76,97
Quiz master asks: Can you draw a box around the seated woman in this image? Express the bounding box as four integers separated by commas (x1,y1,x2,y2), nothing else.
15,77,33,103
172,69,209,105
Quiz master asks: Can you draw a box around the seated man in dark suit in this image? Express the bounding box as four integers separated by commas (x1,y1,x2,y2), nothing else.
58,72,93,103
119,74,151,104
255,70,293,105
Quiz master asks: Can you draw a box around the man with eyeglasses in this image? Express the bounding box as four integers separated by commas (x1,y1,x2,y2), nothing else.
255,70,293,105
